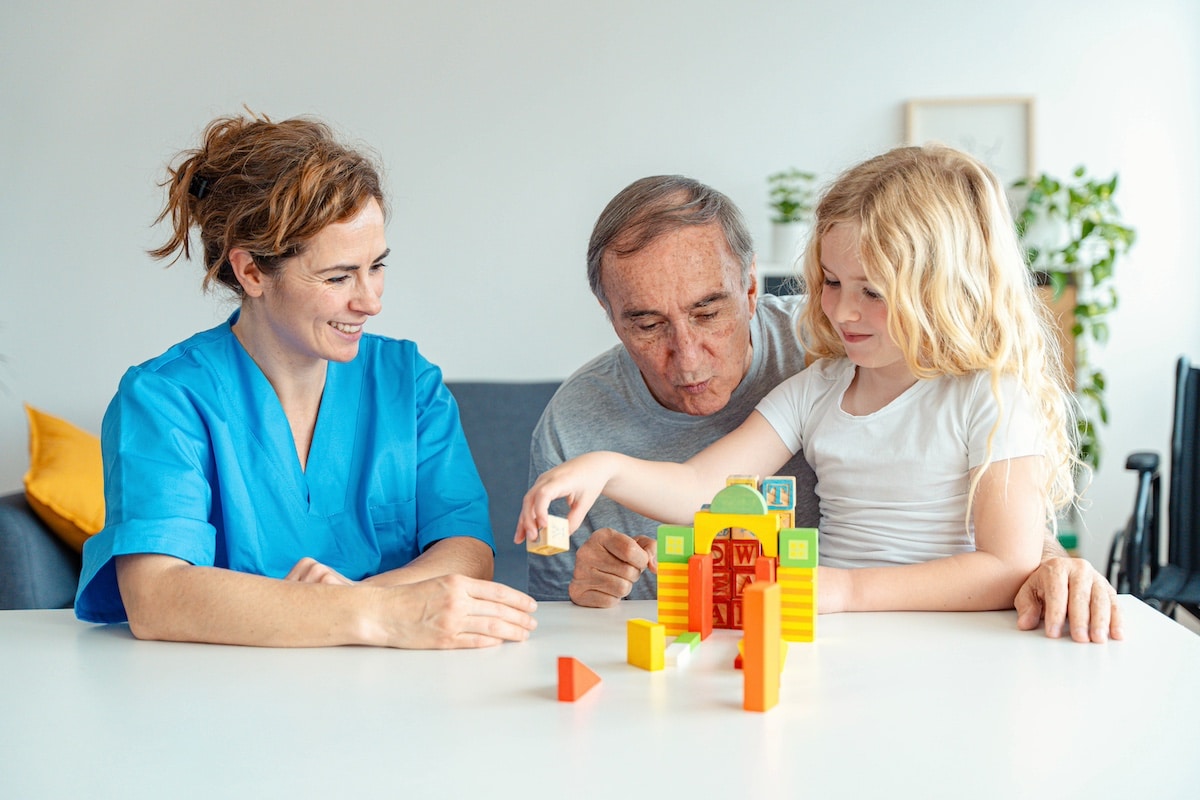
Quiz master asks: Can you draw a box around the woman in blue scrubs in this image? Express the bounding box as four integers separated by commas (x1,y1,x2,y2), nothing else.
75,114,537,648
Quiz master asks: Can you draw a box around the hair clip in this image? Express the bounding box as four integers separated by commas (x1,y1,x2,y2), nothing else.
188,174,213,200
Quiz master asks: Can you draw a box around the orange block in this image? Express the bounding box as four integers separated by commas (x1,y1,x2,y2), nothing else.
557,656,601,702
743,581,782,712
688,553,714,640
754,554,777,583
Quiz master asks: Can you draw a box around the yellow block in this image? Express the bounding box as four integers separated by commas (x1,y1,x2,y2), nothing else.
627,618,666,671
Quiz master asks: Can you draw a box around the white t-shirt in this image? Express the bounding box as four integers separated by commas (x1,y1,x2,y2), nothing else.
756,358,1043,568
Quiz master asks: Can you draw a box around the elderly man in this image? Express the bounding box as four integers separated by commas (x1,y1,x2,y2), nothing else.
527,175,1120,642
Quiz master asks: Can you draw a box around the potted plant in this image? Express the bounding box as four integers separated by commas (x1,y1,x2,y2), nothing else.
767,168,817,263
1013,167,1136,471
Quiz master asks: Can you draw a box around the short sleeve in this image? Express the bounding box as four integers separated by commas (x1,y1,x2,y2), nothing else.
410,354,494,552
75,368,218,622
965,373,1044,469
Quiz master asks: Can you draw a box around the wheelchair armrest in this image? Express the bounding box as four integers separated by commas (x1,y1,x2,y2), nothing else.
1125,451,1160,475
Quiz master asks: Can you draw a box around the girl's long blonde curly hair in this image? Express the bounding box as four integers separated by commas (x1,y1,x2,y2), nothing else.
799,144,1081,526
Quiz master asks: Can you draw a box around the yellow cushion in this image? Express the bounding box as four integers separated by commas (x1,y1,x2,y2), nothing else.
23,405,105,552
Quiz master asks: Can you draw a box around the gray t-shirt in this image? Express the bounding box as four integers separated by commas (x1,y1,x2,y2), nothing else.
527,294,819,601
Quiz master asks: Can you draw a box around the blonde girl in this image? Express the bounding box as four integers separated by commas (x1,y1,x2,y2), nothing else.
518,145,1079,613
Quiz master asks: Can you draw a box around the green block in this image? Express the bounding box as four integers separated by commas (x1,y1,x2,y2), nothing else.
657,525,695,563
709,483,768,515
675,632,701,651
779,527,818,568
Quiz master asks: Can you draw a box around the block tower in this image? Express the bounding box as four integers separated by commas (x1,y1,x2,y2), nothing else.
655,476,817,642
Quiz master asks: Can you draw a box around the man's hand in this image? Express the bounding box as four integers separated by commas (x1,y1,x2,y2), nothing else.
1014,557,1123,642
568,528,657,608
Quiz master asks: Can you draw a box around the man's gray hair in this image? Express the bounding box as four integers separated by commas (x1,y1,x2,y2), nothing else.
586,175,755,313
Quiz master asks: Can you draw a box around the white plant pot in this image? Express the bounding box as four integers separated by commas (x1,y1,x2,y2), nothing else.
770,221,809,265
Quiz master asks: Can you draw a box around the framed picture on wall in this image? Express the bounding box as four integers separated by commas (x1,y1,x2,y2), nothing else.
905,96,1035,189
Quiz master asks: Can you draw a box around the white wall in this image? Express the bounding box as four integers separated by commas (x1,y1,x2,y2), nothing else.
2,0,1198,570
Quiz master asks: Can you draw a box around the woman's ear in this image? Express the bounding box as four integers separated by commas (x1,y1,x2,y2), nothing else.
229,248,266,298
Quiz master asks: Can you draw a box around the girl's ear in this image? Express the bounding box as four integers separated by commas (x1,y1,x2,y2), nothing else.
229,249,267,298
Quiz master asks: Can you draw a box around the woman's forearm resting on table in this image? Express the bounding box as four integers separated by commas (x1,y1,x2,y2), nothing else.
115,547,536,649
116,553,388,647
363,536,495,586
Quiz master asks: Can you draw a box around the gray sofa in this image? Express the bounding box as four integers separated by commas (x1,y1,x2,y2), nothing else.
0,381,560,610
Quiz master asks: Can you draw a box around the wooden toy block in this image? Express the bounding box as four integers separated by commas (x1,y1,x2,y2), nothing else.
735,637,783,671
656,562,690,635
627,618,665,671
675,632,701,651
527,514,569,556
754,554,777,584
711,483,768,514
743,581,782,712
731,600,745,630
557,656,601,701
665,641,692,667
657,525,695,564
778,566,816,642
778,527,818,568
732,541,761,568
725,474,760,489
687,553,714,640
712,601,732,629
694,512,780,559
762,476,797,510
773,510,794,530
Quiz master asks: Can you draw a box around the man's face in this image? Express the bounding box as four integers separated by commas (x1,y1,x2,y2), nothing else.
600,223,757,416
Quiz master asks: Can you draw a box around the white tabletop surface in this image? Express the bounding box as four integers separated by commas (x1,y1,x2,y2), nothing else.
2,597,1198,799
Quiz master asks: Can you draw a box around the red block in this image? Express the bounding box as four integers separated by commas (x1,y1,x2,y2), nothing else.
732,541,760,567
755,555,777,584
557,656,601,702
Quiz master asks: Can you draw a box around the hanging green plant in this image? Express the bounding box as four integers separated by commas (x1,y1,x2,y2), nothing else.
1012,167,1136,471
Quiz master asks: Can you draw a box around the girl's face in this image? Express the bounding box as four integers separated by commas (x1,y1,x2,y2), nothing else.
818,223,906,373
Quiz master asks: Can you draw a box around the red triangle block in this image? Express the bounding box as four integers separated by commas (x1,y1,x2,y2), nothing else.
557,656,601,702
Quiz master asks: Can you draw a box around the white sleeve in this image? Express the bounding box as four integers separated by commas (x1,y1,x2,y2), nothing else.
966,373,1045,469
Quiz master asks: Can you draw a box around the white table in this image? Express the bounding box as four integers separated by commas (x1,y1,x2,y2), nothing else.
2,597,1198,798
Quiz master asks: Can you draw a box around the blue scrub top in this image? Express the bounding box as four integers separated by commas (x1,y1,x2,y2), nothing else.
76,314,492,623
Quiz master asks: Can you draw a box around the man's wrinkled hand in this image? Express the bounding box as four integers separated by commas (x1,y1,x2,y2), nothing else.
1015,556,1123,643
568,528,655,608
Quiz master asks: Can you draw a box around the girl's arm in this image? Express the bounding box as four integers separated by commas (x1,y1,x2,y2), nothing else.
822,455,1046,612
516,412,793,543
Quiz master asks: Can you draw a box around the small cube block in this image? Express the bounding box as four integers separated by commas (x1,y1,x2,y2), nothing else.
725,474,760,488
779,527,819,568
657,525,695,564
763,476,796,510
527,515,569,556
